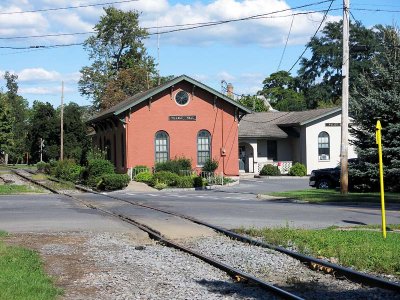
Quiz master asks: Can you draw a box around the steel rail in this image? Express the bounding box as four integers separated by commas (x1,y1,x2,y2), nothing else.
11,169,303,300
13,169,400,292
76,185,400,293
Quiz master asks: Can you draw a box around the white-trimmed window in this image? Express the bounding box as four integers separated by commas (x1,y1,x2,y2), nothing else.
155,131,169,163
318,131,330,160
197,130,211,166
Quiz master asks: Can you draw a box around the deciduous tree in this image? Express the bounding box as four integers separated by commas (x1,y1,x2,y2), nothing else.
79,7,157,110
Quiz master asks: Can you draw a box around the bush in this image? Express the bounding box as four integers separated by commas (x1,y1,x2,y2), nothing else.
150,171,180,187
134,171,153,184
193,176,205,188
202,158,219,173
85,159,115,187
288,163,307,176
52,159,82,182
154,182,168,190
155,157,192,174
176,176,194,188
36,161,47,173
260,164,281,176
97,173,130,191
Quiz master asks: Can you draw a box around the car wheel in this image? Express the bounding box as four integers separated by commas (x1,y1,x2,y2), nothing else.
317,179,331,189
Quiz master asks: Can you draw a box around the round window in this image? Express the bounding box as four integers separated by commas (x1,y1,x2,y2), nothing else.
175,90,190,106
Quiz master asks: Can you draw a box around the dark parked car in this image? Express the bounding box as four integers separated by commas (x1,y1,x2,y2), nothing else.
309,159,358,189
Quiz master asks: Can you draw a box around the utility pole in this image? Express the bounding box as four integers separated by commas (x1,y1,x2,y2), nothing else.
60,81,64,161
340,0,350,194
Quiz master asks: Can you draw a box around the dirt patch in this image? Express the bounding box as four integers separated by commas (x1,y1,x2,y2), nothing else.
4,232,127,299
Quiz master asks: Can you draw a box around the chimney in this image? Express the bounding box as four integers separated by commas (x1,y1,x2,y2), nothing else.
226,83,234,98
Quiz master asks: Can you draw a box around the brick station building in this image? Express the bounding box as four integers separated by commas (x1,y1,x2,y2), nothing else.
88,75,251,176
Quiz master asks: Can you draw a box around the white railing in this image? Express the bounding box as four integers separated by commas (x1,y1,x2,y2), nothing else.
130,167,150,180
258,161,293,175
199,171,224,185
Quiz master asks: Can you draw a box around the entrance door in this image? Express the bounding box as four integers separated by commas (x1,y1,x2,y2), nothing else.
239,145,246,171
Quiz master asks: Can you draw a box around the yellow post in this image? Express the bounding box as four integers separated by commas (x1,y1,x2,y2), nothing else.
376,120,386,239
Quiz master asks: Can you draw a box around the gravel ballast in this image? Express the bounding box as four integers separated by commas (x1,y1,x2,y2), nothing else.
182,235,400,300
8,232,277,300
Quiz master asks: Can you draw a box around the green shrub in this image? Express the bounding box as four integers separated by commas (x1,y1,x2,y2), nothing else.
52,159,82,182
288,163,307,176
193,176,205,188
134,171,153,183
155,157,192,174
202,158,219,173
36,161,47,173
260,164,281,176
176,176,194,188
47,160,58,176
97,173,130,191
85,159,115,187
150,171,180,186
154,182,168,190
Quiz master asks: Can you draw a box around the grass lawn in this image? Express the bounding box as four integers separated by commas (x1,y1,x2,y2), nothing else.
0,231,62,300
237,225,400,276
266,189,400,203
0,185,44,194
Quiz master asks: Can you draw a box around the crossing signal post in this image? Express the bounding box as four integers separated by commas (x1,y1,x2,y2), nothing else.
376,120,386,239
39,138,45,162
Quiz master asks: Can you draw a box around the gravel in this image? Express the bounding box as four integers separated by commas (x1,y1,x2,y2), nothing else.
39,232,277,299
182,235,400,300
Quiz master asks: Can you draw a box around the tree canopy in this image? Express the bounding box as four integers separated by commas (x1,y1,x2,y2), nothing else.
258,71,306,111
349,26,400,192
79,7,157,110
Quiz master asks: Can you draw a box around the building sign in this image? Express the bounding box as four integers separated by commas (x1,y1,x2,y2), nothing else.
325,123,341,127
169,115,196,121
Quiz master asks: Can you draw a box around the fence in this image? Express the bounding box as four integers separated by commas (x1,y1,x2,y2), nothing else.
258,161,293,175
129,167,150,180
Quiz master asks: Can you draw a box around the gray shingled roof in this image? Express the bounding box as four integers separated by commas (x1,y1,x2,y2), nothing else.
88,74,252,123
239,107,341,138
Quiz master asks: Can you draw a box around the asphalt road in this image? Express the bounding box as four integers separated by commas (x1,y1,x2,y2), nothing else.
0,193,145,237
109,178,400,229
0,178,398,233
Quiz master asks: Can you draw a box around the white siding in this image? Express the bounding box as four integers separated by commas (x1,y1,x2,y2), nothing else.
304,113,357,174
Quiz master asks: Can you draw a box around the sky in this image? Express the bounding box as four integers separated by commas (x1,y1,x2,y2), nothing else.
0,0,398,108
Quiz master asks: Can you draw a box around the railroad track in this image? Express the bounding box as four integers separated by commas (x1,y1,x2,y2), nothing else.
12,169,400,299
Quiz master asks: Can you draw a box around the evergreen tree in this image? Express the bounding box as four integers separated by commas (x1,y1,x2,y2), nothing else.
350,26,400,192
0,94,14,163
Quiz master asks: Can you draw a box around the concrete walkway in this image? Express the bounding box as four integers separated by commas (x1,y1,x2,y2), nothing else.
125,181,158,192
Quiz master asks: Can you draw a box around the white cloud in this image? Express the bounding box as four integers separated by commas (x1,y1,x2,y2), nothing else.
217,71,236,82
19,85,73,95
16,68,79,83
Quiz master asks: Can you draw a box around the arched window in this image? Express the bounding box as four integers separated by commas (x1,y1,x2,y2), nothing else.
155,131,169,163
318,131,330,160
197,130,211,166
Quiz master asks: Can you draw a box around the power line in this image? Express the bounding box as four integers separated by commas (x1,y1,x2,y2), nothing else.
0,1,339,50
0,8,340,41
277,15,295,71
0,2,339,42
0,32,95,40
287,0,335,73
0,0,139,15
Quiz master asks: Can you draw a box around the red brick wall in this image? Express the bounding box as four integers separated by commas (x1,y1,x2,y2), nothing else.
125,81,239,175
